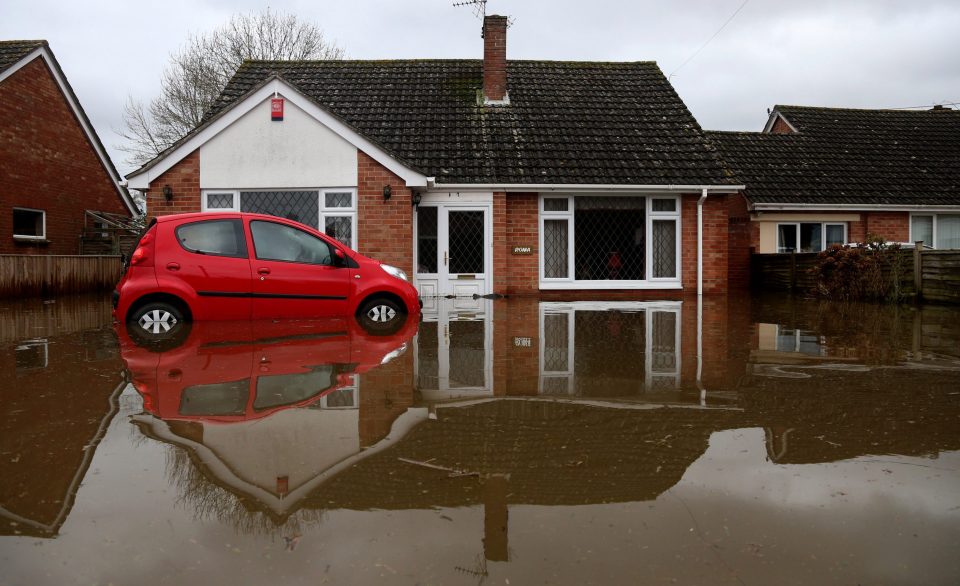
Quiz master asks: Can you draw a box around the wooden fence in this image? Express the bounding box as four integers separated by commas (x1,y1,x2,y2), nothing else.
752,249,960,303
0,255,122,298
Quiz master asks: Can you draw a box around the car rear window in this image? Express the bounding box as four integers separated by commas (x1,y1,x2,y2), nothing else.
175,219,247,258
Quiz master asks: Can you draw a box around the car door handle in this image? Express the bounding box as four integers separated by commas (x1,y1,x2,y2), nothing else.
257,267,271,275
166,262,180,271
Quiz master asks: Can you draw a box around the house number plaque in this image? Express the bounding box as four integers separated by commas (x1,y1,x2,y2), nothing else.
512,246,533,255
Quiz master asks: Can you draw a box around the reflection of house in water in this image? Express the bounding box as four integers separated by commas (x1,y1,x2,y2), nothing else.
124,294,959,546
415,299,694,403
0,319,124,537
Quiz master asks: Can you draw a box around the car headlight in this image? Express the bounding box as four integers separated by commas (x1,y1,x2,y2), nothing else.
381,264,408,282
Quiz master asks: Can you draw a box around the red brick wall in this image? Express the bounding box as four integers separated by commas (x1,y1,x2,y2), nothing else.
681,193,729,294
144,150,200,220
0,57,129,255
492,191,507,293
727,193,752,288
504,192,539,294
850,211,910,243
357,151,413,276
769,116,795,134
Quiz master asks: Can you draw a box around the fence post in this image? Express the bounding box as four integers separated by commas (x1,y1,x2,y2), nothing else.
914,241,923,301
790,251,797,292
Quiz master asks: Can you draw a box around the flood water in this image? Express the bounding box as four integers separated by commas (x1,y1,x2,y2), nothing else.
1,293,959,585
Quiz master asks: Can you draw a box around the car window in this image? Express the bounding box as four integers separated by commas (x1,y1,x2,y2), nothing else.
175,220,248,258
250,220,333,265
253,366,338,411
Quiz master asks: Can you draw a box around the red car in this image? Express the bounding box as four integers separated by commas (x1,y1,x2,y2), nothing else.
118,317,418,423
114,212,420,337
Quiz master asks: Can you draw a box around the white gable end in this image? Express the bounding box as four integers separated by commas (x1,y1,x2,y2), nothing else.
200,97,357,189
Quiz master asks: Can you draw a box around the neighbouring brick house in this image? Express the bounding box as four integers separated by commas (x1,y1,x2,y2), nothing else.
126,16,741,298
708,105,960,277
0,40,138,255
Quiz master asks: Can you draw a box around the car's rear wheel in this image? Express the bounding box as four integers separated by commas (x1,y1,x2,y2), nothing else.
128,301,187,340
358,297,406,334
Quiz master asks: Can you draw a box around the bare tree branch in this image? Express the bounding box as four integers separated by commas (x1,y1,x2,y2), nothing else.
117,8,344,168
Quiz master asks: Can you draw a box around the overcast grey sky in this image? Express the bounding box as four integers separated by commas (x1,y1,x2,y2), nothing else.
3,0,958,174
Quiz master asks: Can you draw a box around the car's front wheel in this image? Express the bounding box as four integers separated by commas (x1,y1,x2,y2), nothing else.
358,297,406,334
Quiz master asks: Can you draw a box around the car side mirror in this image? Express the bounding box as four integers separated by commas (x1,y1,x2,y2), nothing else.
333,248,346,267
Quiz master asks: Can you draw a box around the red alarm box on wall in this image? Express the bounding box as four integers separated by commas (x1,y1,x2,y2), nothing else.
271,98,284,121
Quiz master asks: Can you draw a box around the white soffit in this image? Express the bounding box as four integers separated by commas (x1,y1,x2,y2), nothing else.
126,78,428,190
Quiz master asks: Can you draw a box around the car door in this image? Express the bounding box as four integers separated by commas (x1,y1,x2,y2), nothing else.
159,218,252,320
247,218,351,319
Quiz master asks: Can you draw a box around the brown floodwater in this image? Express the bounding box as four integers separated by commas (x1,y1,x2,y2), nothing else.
1,293,959,585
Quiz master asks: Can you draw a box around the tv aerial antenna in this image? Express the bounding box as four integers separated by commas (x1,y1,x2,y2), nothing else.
452,0,488,19
452,0,514,28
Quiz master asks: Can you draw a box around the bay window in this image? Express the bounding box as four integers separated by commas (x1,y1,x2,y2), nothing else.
911,214,960,249
202,188,357,249
539,195,680,289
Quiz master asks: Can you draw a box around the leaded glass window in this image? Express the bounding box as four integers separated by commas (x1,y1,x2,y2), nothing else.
324,216,353,248
417,206,438,273
206,193,234,209
325,192,352,208
538,195,680,286
241,190,319,229
543,219,569,278
652,220,677,278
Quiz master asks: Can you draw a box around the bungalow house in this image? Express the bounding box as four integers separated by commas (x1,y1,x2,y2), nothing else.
707,105,960,272
0,40,138,255
126,16,741,298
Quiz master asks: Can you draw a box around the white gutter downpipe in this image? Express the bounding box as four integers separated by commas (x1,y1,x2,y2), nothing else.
697,188,708,296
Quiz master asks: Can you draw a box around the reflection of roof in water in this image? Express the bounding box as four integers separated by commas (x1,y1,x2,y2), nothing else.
306,400,745,510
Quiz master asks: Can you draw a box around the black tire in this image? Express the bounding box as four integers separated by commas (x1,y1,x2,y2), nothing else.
126,301,190,349
357,297,407,335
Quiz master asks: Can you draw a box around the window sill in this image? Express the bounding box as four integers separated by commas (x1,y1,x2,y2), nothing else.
13,236,50,245
539,280,682,290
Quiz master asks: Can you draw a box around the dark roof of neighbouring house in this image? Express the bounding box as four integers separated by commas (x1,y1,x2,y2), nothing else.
0,40,45,74
132,59,735,186
0,39,138,215
706,105,960,207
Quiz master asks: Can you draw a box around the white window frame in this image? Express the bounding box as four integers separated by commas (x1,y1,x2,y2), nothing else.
910,212,960,249
12,207,46,240
201,188,358,249
538,194,682,290
320,188,357,250
775,222,847,253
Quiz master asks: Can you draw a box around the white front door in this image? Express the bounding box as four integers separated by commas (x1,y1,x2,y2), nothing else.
415,203,491,298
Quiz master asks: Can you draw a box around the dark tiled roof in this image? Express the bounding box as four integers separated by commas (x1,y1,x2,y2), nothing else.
707,105,960,206
0,40,45,74
154,59,732,186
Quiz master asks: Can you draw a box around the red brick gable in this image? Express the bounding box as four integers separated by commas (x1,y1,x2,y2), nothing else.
0,56,130,255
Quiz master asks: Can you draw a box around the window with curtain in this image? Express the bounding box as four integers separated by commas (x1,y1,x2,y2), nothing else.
540,195,679,286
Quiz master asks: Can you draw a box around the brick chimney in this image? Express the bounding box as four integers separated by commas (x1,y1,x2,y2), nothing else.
482,15,509,104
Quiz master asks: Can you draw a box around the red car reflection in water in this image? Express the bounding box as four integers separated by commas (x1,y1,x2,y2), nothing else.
117,317,418,423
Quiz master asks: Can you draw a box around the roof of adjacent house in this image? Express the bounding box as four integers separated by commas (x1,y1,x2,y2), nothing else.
0,40,45,74
0,39,139,215
133,59,735,187
707,105,960,207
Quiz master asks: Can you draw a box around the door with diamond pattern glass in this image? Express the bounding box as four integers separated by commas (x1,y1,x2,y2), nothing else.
415,205,489,298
